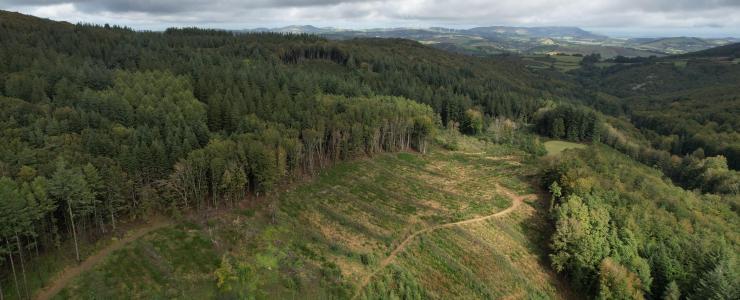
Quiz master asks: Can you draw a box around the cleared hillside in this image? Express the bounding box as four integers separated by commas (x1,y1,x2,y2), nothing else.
52,135,573,299
0,11,581,299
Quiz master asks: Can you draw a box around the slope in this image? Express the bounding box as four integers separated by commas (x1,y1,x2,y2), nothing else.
54,134,573,299
34,218,172,300
0,11,578,298
541,145,739,298
575,45,740,170
675,42,740,58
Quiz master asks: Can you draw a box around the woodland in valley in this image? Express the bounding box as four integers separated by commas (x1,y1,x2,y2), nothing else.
0,10,737,300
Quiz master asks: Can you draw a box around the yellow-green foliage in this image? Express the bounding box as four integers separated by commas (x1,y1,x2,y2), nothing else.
597,258,645,300
542,145,739,298
544,140,587,155
58,135,570,299
57,226,220,299
362,193,568,299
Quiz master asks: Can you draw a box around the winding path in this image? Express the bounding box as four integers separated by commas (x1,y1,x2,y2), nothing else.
34,219,172,300
33,157,534,300
352,184,536,299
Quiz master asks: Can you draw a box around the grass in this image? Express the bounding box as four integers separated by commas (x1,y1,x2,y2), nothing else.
361,198,565,299
2,223,150,300
522,54,583,72
544,140,587,155
54,134,572,299
550,55,583,72
672,60,688,68
55,224,219,299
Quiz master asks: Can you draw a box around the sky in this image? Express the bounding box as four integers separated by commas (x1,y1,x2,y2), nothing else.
2,0,740,38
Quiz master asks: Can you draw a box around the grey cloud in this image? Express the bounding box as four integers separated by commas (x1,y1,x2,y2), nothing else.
1,0,71,4
4,0,740,16
75,1,208,14
631,0,740,12
1,0,739,34
1,0,379,13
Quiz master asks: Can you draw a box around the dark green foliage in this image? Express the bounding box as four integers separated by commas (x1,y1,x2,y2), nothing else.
1,10,738,299
536,105,602,142
600,122,739,195
573,53,740,170
1,11,554,296
580,53,601,66
661,281,680,300
676,42,740,58
541,146,739,299
692,256,739,300
167,95,437,209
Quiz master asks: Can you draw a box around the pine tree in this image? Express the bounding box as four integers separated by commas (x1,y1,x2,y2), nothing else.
552,118,565,138
661,281,680,300
692,258,739,300
48,160,94,262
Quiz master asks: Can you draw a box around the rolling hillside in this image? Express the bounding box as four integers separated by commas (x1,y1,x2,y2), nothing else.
579,43,740,169
631,37,738,54
1,9,738,300
52,134,573,299
247,25,737,58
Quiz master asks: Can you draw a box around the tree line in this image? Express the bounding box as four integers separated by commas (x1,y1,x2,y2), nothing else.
541,146,738,300
0,71,435,299
1,10,736,299
534,103,738,195
535,104,602,142
572,53,740,170
0,11,478,298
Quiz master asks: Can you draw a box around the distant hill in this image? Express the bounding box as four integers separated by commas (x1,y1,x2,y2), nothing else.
244,25,737,58
630,37,722,54
526,43,661,57
578,42,740,169
248,25,337,34
466,26,607,40
675,42,740,58
2,10,738,300
0,9,74,28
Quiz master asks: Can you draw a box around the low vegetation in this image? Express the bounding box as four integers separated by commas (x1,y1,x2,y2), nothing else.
0,12,583,297
575,52,740,170
55,134,572,299
544,140,587,155
360,188,568,299
523,54,583,72
1,10,738,300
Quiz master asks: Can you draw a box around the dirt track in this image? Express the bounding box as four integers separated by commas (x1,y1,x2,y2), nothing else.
34,219,172,300
34,156,535,300
352,183,536,299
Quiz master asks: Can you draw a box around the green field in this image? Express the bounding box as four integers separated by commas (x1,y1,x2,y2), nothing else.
673,60,688,68
550,55,583,71
56,135,571,299
544,140,587,155
522,54,583,72
361,190,569,299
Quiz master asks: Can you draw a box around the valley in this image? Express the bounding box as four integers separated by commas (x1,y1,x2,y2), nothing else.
247,25,738,58
0,8,738,300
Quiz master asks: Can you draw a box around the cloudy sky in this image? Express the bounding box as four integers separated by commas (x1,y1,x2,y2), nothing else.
2,0,739,37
